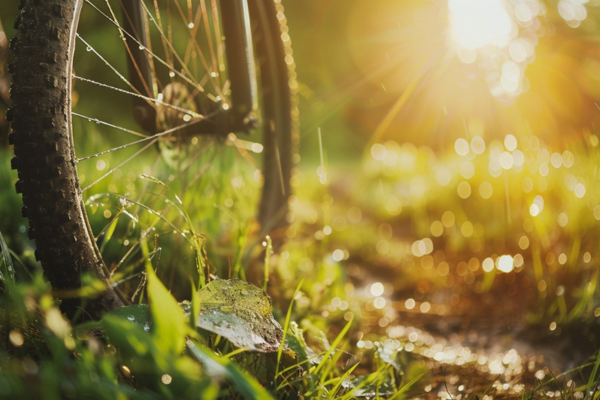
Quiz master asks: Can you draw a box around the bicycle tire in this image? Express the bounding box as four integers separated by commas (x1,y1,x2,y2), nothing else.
9,0,297,319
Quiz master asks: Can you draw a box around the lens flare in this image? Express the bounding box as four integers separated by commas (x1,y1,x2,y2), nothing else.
448,0,513,50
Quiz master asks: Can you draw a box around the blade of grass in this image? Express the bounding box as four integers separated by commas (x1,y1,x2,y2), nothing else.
340,365,392,400
232,224,249,280
276,353,323,391
480,374,501,398
327,362,359,398
320,348,345,385
568,269,597,321
0,230,16,283
534,361,598,393
585,350,600,396
312,316,353,376
99,211,121,253
275,279,304,380
263,235,273,291
186,339,274,400
0,230,15,359
388,370,427,400
136,175,209,287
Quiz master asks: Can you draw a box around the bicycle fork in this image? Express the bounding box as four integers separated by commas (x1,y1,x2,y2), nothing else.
119,0,258,135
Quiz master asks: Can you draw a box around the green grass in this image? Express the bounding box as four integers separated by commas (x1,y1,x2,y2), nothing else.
1,126,600,399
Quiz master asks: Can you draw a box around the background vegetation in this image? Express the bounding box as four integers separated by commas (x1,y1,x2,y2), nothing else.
1,0,600,398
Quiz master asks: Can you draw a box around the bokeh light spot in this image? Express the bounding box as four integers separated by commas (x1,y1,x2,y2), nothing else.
497,255,514,273
442,211,456,227
471,136,486,154
455,138,470,156
430,221,444,237
518,235,530,250
504,134,518,151
499,152,514,169
482,257,495,272
457,181,472,199
558,213,568,227
479,181,493,199
370,282,385,297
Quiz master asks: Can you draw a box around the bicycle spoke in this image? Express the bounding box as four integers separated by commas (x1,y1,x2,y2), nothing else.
104,0,155,98
85,0,205,94
75,117,211,162
73,75,201,119
198,0,219,84
139,0,212,93
151,0,174,70
211,0,225,75
73,111,148,139
81,138,158,193
161,0,224,97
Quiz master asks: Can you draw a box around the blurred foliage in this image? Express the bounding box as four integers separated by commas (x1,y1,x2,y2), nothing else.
2,0,600,398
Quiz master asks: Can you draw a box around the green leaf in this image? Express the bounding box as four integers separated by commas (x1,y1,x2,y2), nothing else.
105,304,151,332
186,339,274,400
286,321,317,365
99,213,120,253
192,279,282,352
146,264,186,355
101,315,153,357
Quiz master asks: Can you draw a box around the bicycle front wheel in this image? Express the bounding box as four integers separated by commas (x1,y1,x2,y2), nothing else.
10,0,298,318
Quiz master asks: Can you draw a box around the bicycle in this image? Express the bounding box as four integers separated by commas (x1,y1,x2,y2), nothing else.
8,0,298,319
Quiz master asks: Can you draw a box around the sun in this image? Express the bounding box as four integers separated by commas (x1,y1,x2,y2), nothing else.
448,0,514,50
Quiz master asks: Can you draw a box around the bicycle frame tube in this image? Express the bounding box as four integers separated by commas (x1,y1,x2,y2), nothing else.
120,0,258,135
219,0,258,132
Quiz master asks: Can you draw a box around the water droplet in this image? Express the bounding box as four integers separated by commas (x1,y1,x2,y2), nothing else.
169,71,175,78
86,46,92,52
161,374,172,384
127,315,135,321
138,45,144,50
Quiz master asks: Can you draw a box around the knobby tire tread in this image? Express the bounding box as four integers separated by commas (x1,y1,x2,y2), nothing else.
9,0,297,319
10,0,124,319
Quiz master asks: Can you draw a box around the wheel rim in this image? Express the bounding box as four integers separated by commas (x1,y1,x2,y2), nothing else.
67,0,293,300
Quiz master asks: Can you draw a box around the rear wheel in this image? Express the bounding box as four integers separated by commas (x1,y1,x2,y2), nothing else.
9,0,297,318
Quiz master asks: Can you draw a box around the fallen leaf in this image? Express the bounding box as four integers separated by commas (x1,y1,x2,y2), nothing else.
191,279,283,353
